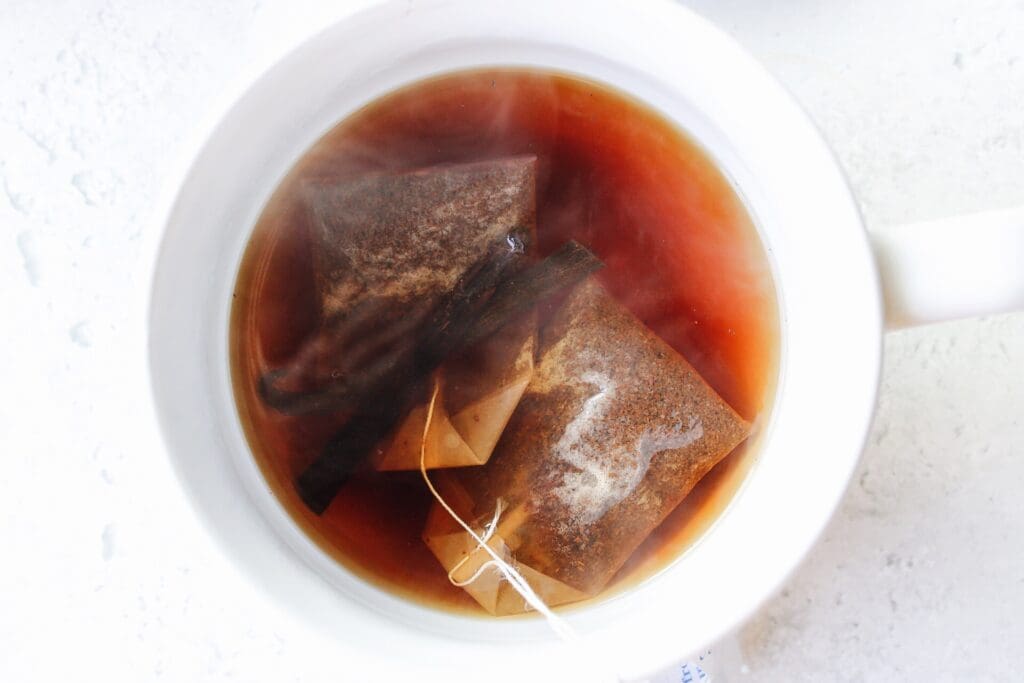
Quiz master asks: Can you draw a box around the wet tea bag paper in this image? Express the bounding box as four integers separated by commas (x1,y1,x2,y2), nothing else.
302,157,538,470
424,280,750,614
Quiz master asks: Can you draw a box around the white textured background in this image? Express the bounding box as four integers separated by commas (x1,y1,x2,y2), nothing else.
1,1,1022,681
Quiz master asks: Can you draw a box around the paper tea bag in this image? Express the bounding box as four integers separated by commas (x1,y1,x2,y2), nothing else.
301,157,538,470
423,280,750,614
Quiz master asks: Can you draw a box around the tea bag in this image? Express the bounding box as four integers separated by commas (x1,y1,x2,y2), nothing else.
423,279,750,614
301,157,538,470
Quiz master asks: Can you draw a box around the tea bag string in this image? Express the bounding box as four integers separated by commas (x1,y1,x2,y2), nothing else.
418,379,577,641
446,500,505,587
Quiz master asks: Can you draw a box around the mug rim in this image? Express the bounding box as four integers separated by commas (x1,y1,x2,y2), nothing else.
146,0,883,679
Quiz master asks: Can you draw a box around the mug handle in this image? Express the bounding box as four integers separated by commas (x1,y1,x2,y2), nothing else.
656,206,1024,683
871,205,1024,328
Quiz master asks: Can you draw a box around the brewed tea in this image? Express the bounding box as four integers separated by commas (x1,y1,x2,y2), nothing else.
230,69,779,614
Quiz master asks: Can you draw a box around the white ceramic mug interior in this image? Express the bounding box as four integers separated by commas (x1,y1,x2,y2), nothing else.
148,0,881,679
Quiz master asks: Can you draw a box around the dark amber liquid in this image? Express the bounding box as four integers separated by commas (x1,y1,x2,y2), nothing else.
230,69,779,614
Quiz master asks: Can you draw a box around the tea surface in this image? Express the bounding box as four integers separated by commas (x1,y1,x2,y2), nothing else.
231,69,779,613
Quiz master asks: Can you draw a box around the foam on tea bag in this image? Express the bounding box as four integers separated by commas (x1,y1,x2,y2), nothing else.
423,279,750,614
300,157,538,470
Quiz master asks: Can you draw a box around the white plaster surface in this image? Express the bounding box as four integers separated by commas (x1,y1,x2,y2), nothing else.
1,1,1021,681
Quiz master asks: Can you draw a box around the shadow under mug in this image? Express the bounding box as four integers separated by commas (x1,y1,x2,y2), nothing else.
147,0,1024,680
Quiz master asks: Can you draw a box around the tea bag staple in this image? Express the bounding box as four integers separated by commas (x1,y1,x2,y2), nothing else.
424,279,750,614
301,157,538,470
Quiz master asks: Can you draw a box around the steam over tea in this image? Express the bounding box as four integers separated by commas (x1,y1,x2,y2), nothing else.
230,69,779,614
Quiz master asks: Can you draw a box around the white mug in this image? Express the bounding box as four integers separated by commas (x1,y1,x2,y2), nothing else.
147,0,1024,680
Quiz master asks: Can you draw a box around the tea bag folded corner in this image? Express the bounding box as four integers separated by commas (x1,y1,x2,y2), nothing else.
422,474,590,615
374,312,537,471
423,279,750,614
